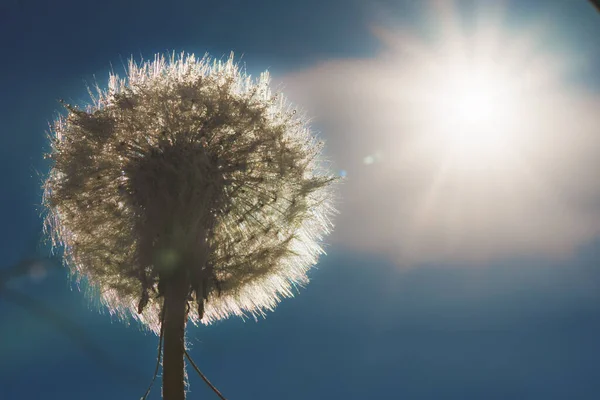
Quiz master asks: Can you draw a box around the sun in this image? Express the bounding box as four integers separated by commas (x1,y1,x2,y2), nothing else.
378,1,563,173
451,74,498,126
337,0,585,264
432,59,523,167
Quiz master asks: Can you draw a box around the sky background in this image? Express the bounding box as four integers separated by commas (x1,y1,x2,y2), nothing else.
2,0,600,399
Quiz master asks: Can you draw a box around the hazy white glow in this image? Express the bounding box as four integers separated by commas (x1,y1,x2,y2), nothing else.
449,73,502,125
430,60,524,167
283,1,600,265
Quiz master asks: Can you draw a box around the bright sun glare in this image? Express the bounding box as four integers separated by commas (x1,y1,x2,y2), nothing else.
387,1,562,172
452,75,497,125
436,62,520,164
342,1,589,263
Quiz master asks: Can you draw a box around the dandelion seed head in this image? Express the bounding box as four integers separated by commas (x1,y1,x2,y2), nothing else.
43,52,337,333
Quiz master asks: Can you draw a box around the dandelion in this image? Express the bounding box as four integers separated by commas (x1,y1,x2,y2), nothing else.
43,52,336,399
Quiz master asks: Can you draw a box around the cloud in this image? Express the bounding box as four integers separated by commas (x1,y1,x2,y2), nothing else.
278,23,600,266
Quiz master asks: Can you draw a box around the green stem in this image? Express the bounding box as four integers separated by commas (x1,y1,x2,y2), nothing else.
162,267,189,400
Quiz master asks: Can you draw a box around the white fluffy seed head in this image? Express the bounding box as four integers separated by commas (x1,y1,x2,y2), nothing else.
43,52,337,333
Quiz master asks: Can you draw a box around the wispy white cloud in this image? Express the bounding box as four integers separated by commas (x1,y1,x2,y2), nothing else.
279,7,600,266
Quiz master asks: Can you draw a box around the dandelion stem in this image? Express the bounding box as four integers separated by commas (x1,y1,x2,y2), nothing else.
162,266,190,400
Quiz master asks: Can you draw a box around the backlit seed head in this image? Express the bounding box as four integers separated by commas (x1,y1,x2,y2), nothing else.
43,52,337,333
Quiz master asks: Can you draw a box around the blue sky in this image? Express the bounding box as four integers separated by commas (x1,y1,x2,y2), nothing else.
2,1,600,399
